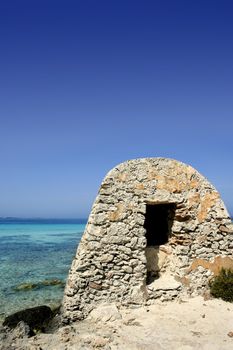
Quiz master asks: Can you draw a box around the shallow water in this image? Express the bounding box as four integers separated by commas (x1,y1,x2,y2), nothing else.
0,219,85,319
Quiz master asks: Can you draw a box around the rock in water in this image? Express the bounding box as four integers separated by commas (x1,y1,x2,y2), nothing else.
3,305,52,330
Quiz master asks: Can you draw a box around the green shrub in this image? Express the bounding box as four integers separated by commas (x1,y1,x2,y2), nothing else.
209,268,233,302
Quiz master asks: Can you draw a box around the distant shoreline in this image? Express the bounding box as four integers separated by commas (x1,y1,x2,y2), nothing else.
0,217,87,224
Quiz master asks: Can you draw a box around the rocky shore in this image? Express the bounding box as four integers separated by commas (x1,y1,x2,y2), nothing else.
1,296,233,350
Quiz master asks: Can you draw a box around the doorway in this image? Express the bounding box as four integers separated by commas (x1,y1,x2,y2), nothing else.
144,203,176,245
144,203,176,283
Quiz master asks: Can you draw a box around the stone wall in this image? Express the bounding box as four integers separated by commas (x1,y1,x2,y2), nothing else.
62,158,233,322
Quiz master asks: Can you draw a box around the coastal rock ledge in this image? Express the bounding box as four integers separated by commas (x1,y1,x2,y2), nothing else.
62,157,233,322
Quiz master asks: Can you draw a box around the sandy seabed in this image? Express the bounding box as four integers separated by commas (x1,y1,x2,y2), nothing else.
1,296,233,350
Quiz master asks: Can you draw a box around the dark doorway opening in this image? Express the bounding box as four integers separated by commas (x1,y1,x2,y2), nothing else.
144,203,176,284
144,203,176,246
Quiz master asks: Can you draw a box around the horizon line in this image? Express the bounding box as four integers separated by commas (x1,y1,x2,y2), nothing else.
0,216,88,220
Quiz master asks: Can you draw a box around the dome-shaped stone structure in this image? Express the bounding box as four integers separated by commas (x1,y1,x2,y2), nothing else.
63,158,233,322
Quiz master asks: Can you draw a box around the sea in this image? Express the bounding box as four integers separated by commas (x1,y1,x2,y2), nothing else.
0,218,86,321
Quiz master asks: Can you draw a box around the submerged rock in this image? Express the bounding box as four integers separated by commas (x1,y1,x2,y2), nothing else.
41,279,65,287
14,282,37,291
14,279,65,292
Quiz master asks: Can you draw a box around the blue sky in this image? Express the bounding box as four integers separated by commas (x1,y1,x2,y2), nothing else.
0,0,232,217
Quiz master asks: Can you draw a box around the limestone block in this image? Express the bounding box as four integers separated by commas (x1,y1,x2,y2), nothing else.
130,284,147,304
118,246,132,255
100,254,114,263
145,247,169,274
121,265,132,273
126,237,138,248
147,275,181,291
88,304,122,322
137,236,147,248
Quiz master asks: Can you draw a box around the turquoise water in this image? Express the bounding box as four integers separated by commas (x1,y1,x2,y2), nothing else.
0,219,85,319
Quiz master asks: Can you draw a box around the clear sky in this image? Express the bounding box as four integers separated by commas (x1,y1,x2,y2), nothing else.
0,0,232,218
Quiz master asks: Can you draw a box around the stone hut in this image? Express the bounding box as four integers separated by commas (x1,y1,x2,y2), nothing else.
63,158,233,322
